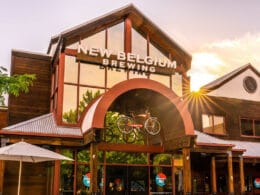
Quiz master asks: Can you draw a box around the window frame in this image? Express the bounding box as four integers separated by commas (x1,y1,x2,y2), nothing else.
240,117,260,137
202,113,226,135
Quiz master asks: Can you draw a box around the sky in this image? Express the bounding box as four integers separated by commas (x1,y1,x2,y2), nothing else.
1,0,260,91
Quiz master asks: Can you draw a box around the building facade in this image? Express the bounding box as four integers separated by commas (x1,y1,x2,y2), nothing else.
0,4,259,195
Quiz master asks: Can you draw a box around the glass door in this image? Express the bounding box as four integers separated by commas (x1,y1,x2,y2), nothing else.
106,165,148,195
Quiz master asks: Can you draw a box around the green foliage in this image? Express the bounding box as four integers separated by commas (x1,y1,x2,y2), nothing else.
0,66,36,105
63,90,101,123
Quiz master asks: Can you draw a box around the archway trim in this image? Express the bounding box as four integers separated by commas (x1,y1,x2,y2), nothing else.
81,78,194,135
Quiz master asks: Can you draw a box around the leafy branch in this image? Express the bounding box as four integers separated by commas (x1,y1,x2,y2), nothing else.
0,66,36,105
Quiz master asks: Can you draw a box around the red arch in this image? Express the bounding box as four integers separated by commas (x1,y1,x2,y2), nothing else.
82,78,194,135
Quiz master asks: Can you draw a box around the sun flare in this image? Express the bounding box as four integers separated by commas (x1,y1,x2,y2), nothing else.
190,52,226,92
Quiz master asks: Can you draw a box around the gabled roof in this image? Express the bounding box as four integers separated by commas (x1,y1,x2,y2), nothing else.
47,4,191,70
195,130,260,158
1,113,82,138
200,63,260,92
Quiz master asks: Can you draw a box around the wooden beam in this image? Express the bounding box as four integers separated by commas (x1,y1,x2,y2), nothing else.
182,148,191,194
56,52,65,126
97,142,164,153
227,151,234,195
171,156,175,194
239,156,245,194
124,17,132,53
90,143,98,193
0,160,4,194
53,148,61,195
211,156,217,194
8,137,82,147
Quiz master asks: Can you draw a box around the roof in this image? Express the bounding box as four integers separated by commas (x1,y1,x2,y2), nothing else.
47,4,192,70
195,130,260,158
200,63,260,92
1,113,82,138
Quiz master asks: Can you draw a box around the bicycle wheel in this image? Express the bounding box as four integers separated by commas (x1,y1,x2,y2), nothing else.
117,116,134,134
104,128,114,143
144,117,161,135
122,130,137,143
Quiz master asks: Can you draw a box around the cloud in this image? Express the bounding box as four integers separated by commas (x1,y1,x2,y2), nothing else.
189,32,260,90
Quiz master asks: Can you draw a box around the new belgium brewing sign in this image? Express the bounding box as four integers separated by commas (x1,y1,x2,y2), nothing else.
77,44,179,75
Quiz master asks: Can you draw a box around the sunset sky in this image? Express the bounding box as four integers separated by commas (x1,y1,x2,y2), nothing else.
1,0,260,91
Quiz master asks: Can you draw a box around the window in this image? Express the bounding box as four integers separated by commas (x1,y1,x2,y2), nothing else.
202,114,226,135
241,118,260,136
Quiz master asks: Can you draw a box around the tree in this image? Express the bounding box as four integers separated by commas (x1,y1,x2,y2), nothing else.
0,66,36,105
63,90,101,123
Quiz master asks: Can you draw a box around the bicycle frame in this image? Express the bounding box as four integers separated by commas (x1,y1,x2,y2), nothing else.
117,111,161,137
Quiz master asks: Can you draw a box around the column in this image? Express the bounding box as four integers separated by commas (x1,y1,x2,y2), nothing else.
211,156,217,195
90,142,98,192
172,155,175,194
53,149,61,195
182,148,191,195
0,160,4,195
239,155,245,195
227,151,234,195
124,17,132,53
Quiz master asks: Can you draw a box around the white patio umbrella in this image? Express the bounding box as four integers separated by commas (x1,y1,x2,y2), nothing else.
0,141,73,195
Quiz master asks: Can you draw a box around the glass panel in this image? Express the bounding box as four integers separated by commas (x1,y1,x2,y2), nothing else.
107,68,127,88
213,116,225,134
77,165,90,193
108,22,124,54
61,149,73,159
150,166,173,193
149,42,168,61
255,120,260,136
150,74,170,88
202,114,213,133
60,164,74,194
81,30,105,49
64,56,78,83
132,28,147,58
153,154,172,165
106,151,147,164
63,84,77,123
128,166,148,193
78,87,103,116
241,119,254,136
66,41,79,49
129,70,148,79
80,62,105,87
106,166,148,194
172,73,183,97
77,150,90,163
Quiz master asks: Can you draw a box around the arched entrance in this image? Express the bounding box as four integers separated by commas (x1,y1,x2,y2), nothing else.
81,79,195,194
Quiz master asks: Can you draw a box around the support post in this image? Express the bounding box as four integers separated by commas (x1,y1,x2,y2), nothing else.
182,148,191,195
211,156,217,195
227,151,234,195
53,149,61,195
124,17,132,53
172,155,175,194
0,160,4,195
239,155,245,195
90,142,98,193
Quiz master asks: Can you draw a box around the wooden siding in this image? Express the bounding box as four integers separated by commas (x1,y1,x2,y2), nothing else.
3,161,50,195
0,108,8,128
189,95,260,142
8,51,51,125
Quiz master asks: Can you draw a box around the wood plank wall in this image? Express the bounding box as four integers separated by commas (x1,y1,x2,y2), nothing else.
189,95,260,141
8,51,52,125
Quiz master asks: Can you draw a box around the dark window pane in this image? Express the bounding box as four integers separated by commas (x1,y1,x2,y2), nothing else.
255,120,260,136
241,119,253,136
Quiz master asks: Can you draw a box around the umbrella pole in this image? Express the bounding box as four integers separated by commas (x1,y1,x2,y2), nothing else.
17,160,22,195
